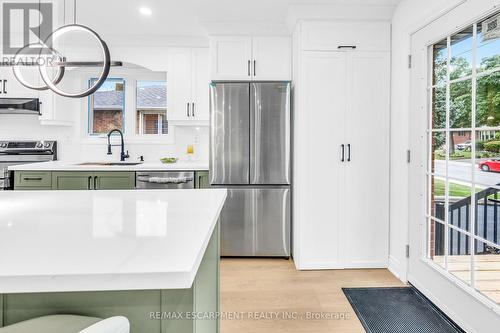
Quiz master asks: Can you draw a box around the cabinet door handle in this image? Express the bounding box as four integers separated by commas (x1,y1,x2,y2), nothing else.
93,176,98,190
338,45,357,50
248,60,251,76
341,144,345,162
23,177,42,181
253,60,256,76
88,176,93,190
347,144,351,162
192,102,195,117
187,102,190,117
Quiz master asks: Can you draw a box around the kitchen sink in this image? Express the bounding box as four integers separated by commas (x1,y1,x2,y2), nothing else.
77,162,143,166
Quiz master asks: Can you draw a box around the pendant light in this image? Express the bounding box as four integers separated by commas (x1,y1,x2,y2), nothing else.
11,0,121,98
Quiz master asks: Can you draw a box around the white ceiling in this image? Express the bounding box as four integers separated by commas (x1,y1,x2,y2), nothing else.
75,0,403,44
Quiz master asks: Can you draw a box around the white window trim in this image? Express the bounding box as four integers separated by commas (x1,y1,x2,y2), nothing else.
82,68,175,145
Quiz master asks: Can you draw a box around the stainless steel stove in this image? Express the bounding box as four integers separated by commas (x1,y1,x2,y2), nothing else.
0,141,57,190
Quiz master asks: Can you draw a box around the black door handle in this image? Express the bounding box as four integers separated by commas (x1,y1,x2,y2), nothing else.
253,60,256,76
341,144,345,162
347,144,351,162
192,102,195,117
88,176,92,190
338,45,357,50
248,60,251,76
94,176,98,190
187,103,190,117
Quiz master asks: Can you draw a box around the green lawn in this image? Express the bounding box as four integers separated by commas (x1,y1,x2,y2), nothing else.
434,179,471,197
434,151,472,160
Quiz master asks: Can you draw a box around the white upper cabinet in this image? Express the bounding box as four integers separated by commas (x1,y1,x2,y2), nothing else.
252,37,292,81
301,21,390,52
168,48,210,122
210,37,252,80
210,36,291,81
192,48,210,121
0,67,73,126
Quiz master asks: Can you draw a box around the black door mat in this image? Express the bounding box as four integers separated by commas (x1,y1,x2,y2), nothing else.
342,287,465,333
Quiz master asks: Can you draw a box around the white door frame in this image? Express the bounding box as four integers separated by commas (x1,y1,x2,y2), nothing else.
408,1,500,332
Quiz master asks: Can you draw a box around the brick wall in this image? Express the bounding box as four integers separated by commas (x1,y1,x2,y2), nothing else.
92,109,123,134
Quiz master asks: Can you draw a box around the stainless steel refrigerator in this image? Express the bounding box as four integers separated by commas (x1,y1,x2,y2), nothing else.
210,82,291,257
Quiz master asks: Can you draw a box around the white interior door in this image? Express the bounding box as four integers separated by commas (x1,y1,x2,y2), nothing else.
295,51,346,269
343,51,390,268
408,2,500,331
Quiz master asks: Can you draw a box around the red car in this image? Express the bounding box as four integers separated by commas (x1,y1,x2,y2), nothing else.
479,159,500,172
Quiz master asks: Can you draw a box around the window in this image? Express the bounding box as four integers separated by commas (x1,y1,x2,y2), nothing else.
427,12,500,306
88,78,125,134
136,81,167,135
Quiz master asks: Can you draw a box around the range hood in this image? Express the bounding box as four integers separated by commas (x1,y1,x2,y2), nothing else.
0,98,40,115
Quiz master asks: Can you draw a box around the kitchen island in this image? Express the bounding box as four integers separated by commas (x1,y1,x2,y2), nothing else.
0,189,226,333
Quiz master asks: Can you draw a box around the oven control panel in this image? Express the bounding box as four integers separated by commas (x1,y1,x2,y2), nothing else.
0,141,57,153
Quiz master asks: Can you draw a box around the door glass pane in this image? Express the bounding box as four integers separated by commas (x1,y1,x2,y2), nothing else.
448,181,472,232
449,130,472,180
450,79,472,128
477,15,500,73
475,187,500,246
475,130,500,188
433,41,448,86
431,131,446,175
474,239,500,305
450,26,473,80
428,218,446,269
447,230,471,285
476,71,500,127
430,175,446,221
432,86,446,129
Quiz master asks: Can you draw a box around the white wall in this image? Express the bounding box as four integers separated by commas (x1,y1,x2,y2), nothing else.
389,0,465,282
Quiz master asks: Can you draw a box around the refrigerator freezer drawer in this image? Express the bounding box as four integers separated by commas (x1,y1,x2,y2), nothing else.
216,186,290,257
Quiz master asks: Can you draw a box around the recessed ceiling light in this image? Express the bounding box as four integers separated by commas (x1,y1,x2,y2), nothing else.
139,7,152,16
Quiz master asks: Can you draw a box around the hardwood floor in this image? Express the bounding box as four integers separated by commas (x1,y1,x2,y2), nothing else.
220,258,404,333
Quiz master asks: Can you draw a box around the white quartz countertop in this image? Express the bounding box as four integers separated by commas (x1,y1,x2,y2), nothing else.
8,160,209,171
0,189,226,293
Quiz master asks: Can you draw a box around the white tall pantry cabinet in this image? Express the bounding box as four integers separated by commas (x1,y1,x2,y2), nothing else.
292,21,391,269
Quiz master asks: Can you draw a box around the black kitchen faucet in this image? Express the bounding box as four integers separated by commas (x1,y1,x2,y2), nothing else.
107,129,129,161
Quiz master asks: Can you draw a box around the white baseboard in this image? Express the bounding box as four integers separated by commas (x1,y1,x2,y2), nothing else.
388,255,402,280
409,275,478,333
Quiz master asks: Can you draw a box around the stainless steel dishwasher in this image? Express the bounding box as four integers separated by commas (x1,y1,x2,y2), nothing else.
136,171,195,189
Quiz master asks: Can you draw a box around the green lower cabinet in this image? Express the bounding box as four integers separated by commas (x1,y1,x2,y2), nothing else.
0,224,220,333
51,172,135,190
13,171,52,190
195,171,210,189
93,172,135,190
52,172,94,190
